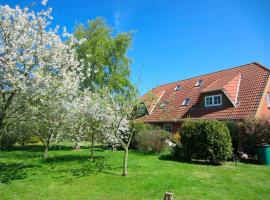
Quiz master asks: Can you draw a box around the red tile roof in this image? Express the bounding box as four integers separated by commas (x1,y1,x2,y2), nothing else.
138,62,270,122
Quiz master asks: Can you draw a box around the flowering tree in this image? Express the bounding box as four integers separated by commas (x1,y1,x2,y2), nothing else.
0,2,81,152
104,93,140,176
64,91,108,161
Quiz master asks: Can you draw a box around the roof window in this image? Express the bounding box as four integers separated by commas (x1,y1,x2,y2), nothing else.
174,85,181,91
195,80,203,87
181,98,190,106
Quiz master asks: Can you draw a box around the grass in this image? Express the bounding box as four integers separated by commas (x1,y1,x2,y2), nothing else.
0,145,270,200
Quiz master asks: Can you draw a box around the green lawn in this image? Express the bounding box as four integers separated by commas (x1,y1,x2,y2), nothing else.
0,145,270,200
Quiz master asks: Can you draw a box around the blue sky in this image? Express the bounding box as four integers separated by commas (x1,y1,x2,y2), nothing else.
2,0,270,95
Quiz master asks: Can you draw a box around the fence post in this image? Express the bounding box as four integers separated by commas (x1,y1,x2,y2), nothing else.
164,192,173,200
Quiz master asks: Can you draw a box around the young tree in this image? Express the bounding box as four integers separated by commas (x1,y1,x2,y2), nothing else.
0,3,80,140
65,91,108,161
104,92,140,176
74,17,134,94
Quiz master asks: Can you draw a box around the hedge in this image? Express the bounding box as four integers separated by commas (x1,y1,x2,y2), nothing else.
180,119,233,164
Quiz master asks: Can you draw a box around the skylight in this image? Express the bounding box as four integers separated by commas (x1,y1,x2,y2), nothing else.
174,85,181,91
195,80,203,87
181,98,190,106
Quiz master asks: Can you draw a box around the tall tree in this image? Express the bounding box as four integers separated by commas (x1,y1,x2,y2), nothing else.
74,17,134,94
0,3,80,139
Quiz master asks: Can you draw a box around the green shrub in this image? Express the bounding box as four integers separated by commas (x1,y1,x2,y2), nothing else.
0,132,17,150
130,122,160,149
239,117,270,156
135,129,170,153
224,120,239,154
180,120,233,164
172,143,184,159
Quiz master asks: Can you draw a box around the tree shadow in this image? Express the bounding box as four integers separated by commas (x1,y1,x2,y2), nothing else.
43,154,104,164
0,162,36,184
239,159,260,165
159,154,221,166
43,154,120,177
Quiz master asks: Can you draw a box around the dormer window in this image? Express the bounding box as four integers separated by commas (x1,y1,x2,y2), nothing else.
181,98,190,106
205,94,222,107
195,80,203,87
174,85,181,91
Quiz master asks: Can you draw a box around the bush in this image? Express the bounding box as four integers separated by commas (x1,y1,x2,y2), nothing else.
172,143,184,159
135,129,170,153
180,120,233,164
130,122,160,149
224,120,239,154
0,132,17,150
239,117,270,157
170,131,181,144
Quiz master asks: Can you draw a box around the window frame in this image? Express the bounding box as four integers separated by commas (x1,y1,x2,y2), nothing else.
164,123,172,133
204,94,222,107
174,85,181,91
195,80,203,87
181,98,190,106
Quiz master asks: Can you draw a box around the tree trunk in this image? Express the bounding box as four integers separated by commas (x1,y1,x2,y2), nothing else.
122,148,128,176
0,118,5,149
0,132,3,150
90,133,94,162
44,146,49,159
75,141,80,150
112,144,116,152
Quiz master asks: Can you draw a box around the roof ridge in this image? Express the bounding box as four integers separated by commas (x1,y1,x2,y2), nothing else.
152,62,268,91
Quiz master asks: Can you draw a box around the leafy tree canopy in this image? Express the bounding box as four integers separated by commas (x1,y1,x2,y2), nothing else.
74,17,135,95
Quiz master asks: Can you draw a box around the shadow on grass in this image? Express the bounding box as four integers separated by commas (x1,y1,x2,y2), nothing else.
43,154,120,177
0,162,36,184
43,154,104,163
159,154,221,166
239,159,260,165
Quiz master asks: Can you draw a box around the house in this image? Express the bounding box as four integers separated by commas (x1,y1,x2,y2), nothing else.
137,62,270,133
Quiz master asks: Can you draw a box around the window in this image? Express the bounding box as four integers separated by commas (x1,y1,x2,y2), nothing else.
164,124,172,133
268,93,270,107
195,80,203,87
205,94,222,107
174,85,181,91
181,98,190,106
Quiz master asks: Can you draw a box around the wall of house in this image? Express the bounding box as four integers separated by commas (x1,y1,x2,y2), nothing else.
149,122,182,134
256,77,270,120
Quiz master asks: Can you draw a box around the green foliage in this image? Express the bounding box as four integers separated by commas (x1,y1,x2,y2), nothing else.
224,120,239,153
171,143,184,159
0,132,17,149
130,122,160,149
180,120,233,164
239,117,270,156
74,17,135,94
27,135,41,144
135,129,170,153
132,121,159,133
